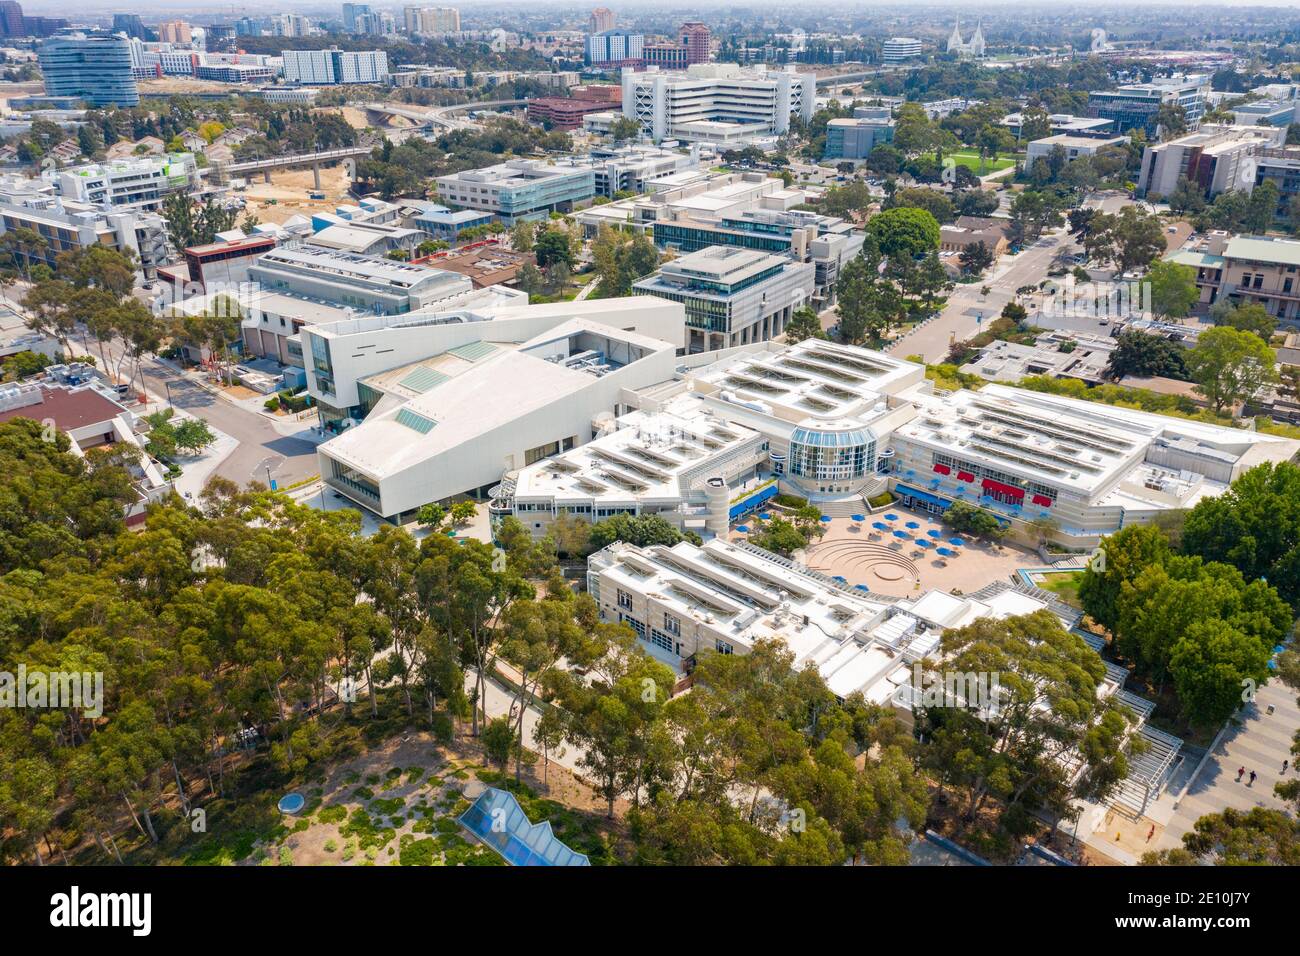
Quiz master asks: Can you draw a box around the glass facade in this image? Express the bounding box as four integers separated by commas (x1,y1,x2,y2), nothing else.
789,426,876,481
37,34,139,108
309,333,335,397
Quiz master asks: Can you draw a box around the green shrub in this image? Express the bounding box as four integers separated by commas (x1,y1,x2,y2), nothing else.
324,839,337,852
868,491,894,508
399,837,438,866
317,805,347,825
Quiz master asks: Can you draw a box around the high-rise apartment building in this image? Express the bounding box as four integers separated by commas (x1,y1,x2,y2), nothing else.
37,32,139,107
282,48,388,85
0,1,25,37
588,7,615,33
342,3,371,32
404,6,459,34
157,21,192,45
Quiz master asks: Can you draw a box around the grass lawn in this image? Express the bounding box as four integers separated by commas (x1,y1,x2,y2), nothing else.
948,150,1018,174
1036,569,1085,609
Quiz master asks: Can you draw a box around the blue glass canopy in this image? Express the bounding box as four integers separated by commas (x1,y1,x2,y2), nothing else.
790,425,873,448
458,787,591,866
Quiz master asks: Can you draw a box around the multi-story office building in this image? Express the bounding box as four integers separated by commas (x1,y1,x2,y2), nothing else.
37,32,139,107
1136,124,1285,199
588,7,615,33
1087,74,1210,137
527,96,617,130
1025,133,1128,166
195,62,275,83
1253,146,1300,222
575,170,812,237
881,37,923,63
1167,232,1300,327
52,153,198,212
651,207,864,307
0,187,169,276
1000,112,1115,139
632,246,815,352
282,48,388,84
585,29,643,68
580,144,699,197
824,109,895,160
248,246,476,315
310,300,686,517
644,20,711,70
342,3,371,32
434,159,596,223
253,86,320,104
110,13,150,41
622,63,815,144
1231,98,1300,128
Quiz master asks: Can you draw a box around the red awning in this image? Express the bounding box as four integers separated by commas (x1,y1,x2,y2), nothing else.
1031,493,1053,507
982,477,1025,499
933,463,951,475
957,471,975,482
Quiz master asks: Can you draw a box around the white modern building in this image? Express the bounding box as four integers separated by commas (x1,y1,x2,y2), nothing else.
50,153,198,212
315,306,686,520
1025,134,1128,166
302,293,679,425
621,63,815,144
883,383,1299,541
501,336,1298,546
434,159,596,223
881,38,923,63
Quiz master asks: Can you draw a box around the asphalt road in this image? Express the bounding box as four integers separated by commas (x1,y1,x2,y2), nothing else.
137,357,321,489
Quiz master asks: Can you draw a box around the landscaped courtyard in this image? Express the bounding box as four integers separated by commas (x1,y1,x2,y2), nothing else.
783,508,1033,597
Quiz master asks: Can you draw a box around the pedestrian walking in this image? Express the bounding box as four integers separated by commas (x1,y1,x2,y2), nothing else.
1284,759,1290,774
1237,766,1245,781
1249,770,1257,786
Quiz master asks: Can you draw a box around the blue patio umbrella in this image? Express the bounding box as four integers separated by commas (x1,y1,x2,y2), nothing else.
735,525,750,533
905,520,920,529
820,514,832,522
915,539,931,549
936,547,954,557
872,521,889,531
832,575,848,583
892,530,910,539
850,513,866,522
884,513,899,521
904,469,915,476
853,584,871,593
949,538,965,547
759,512,772,520
927,529,943,538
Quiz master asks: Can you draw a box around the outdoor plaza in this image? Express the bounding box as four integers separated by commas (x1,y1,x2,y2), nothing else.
729,502,1033,598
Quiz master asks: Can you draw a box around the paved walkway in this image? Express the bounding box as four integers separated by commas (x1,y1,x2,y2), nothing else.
1154,676,1299,852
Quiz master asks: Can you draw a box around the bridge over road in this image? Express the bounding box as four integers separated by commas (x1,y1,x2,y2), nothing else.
364,98,530,132
211,146,373,188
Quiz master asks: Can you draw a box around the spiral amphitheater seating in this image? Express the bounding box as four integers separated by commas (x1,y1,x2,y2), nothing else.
804,539,924,582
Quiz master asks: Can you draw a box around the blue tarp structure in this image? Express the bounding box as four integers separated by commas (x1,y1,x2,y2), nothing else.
458,787,591,866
